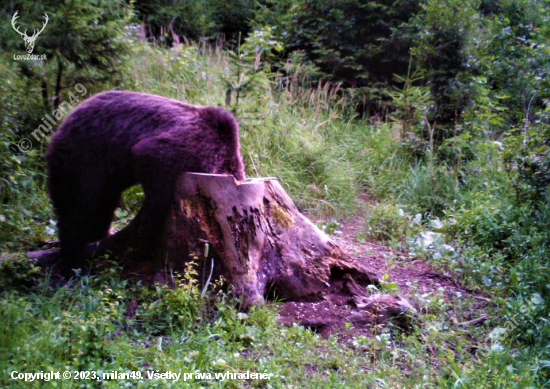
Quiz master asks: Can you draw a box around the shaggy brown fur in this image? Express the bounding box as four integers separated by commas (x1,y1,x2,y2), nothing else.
46,91,245,271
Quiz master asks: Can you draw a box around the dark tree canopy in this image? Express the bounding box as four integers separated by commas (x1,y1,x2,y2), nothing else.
286,0,422,88
133,0,256,43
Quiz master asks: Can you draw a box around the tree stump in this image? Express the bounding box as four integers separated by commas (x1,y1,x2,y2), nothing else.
156,173,379,308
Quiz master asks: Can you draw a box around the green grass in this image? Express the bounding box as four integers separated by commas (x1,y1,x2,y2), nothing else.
0,259,545,388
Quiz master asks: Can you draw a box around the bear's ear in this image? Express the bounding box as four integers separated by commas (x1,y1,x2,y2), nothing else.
202,107,240,142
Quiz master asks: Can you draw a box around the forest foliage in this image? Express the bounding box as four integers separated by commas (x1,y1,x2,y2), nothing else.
0,0,550,386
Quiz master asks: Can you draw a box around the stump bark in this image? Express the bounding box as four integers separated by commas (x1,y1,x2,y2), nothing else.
157,173,378,307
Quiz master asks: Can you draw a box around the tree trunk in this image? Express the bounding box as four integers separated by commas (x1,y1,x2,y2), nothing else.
53,56,63,110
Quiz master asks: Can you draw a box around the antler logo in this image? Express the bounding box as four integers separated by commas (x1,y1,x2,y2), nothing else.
11,11,49,54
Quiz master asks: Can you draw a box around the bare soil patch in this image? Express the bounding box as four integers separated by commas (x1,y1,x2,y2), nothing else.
277,211,489,339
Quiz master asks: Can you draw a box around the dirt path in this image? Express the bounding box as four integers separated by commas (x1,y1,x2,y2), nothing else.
277,214,489,338
334,219,467,297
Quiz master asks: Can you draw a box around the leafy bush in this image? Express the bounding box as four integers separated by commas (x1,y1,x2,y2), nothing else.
397,164,461,217
473,0,550,129
0,138,52,251
0,63,53,251
363,203,414,247
0,255,43,293
137,263,212,336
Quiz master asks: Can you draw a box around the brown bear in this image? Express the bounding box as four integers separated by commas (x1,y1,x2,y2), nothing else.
46,91,246,273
